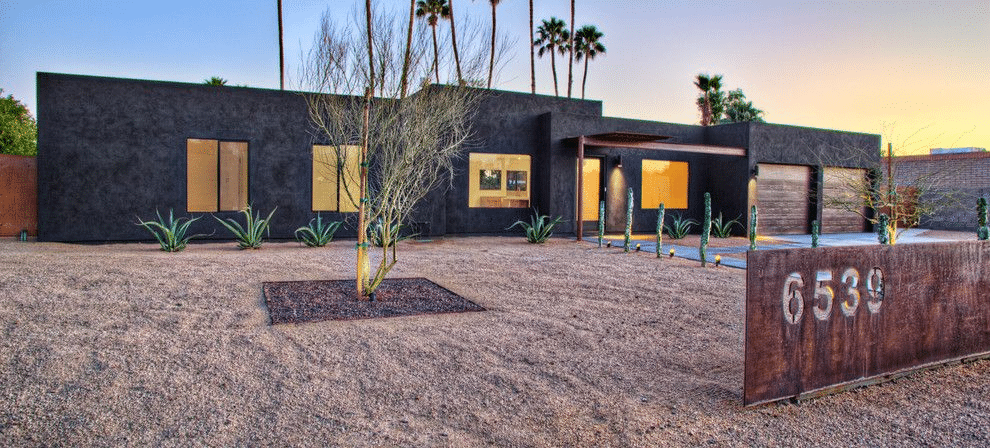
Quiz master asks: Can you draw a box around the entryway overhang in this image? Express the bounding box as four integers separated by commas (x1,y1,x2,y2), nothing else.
566,132,747,240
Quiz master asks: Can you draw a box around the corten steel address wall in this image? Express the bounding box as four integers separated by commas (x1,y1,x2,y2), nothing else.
0,154,37,236
745,241,990,405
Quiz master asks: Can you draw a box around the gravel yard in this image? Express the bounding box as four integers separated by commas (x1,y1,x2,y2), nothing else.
1,237,987,446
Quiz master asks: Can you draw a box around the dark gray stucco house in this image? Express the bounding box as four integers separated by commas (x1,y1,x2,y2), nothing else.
36,72,879,242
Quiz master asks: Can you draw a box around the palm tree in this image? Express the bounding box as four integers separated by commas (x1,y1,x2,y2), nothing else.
529,0,535,94
487,0,501,89
574,25,605,100
277,0,284,90
534,17,569,97
416,0,449,84
446,0,464,85
567,0,575,98
694,73,724,125
401,0,416,98
204,76,228,86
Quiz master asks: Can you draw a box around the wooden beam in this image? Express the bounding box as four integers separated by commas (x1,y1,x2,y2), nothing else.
581,136,746,157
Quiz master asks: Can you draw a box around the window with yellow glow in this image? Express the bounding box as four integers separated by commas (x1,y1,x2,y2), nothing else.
641,160,688,209
469,153,531,208
313,145,361,212
187,139,248,212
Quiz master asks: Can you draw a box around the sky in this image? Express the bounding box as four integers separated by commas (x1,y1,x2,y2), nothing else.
1,0,987,155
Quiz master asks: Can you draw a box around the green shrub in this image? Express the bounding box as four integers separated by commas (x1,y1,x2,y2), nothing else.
749,205,758,250
367,218,414,247
597,200,605,248
509,209,563,244
136,209,206,252
214,205,276,249
664,213,697,240
656,203,665,258
711,212,741,238
294,214,342,247
811,220,820,248
624,187,634,252
978,198,988,241
876,213,890,245
700,193,711,267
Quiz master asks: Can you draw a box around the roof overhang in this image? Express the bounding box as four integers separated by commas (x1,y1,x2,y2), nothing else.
566,132,746,157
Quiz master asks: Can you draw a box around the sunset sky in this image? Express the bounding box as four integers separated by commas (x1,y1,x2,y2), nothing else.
2,1,986,154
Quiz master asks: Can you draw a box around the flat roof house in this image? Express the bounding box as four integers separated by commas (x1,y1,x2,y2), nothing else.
36,73,880,242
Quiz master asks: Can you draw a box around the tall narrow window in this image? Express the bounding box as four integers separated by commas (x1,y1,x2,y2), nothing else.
187,139,248,212
468,153,531,208
312,145,361,212
642,160,688,209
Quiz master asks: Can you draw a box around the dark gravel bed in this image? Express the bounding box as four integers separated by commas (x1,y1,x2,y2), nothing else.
263,277,485,325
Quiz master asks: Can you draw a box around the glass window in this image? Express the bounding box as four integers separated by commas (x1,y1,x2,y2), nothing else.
313,145,361,212
469,153,531,208
187,139,248,212
642,160,688,209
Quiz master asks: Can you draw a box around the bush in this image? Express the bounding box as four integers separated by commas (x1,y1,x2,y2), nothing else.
508,209,563,244
367,218,414,247
711,213,742,238
294,214,342,247
135,209,205,252
214,205,276,249
664,213,697,240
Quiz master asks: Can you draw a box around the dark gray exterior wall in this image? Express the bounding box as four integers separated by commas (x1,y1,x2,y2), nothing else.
36,72,880,242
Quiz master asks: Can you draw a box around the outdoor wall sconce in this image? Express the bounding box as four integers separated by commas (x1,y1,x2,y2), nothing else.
751,165,759,177
614,155,623,168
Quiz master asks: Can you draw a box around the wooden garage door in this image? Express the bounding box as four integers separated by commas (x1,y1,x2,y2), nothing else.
821,167,866,233
757,164,809,234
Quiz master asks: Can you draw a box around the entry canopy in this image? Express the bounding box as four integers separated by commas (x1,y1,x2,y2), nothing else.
566,131,746,157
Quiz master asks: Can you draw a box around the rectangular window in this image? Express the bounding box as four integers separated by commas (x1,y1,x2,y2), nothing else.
313,145,361,212
642,160,688,209
187,139,248,212
469,153,531,208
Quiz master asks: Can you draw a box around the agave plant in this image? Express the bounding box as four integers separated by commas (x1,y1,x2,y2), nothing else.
294,214,342,247
366,218,415,247
664,213,697,240
711,212,742,238
135,209,206,252
508,209,563,244
214,205,276,249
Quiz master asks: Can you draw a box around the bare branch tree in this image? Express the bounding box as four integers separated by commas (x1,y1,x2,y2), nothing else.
818,128,962,244
301,5,491,298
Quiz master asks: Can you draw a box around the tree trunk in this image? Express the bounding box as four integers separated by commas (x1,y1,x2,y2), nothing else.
431,26,440,84
581,57,588,99
400,0,415,98
365,0,375,95
488,3,496,88
529,0,535,94
567,0,574,98
277,0,284,90
550,50,558,96
448,0,464,84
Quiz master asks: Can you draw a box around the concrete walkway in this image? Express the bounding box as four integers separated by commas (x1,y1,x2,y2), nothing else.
585,228,976,269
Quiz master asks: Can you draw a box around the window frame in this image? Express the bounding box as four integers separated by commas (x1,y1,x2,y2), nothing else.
186,138,249,213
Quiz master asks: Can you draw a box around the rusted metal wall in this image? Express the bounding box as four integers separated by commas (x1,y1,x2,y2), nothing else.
0,154,37,237
745,241,990,406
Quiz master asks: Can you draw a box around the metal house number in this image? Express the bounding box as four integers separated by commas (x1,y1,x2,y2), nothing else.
781,267,885,324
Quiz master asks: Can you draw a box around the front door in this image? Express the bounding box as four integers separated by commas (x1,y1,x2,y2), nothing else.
580,157,602,234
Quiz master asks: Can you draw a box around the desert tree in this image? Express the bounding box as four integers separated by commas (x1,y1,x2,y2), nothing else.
0,89,37,156
720,89,764,123
529,0,535,94
415,0,449,84
573,24,605,100
534,17,569,96
694,73,724,126
818,129,961,244
302,5,488,298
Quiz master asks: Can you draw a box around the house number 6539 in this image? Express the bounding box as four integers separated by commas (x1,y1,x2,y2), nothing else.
781,267,885,324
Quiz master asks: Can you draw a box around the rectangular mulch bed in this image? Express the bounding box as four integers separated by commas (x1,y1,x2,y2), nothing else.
262,277,485,325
